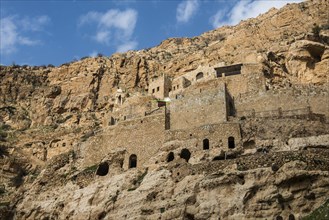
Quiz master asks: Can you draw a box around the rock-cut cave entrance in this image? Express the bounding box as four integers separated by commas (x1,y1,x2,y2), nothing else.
167,152,174,162
196,72,204,81
96,162,109,176
180,148,191,162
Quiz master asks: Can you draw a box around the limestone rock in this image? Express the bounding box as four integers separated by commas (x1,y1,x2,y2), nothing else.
285,40,328,83
1,0,329,219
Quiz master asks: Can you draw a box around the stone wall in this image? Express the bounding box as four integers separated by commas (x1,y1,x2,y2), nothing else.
165,122,241,149
236,85,329,117
216,64,266,98
178,64,217,84
80,113,166,169
148,75,171,99
169,63,224,98
77,62,327,172
168,80,227,130
36,61,328,182
170,76,191,98
47,138,74,160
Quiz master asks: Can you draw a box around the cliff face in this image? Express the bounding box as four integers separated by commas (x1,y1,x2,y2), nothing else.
0,0,328,128
1,0,329,219
0,2,327,132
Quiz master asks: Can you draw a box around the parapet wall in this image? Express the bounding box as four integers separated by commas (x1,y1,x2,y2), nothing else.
237,107,312,118
235,85,329,117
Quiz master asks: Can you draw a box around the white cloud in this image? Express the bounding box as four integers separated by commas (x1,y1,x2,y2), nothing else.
116,41,138,53
0,15,49,55
211,0,303,28
176,0,199,23
79,9,138,51
211,10,227,29
20,15,50,31
0,17,17,54
79,11,99,26
95,30,111,45
18,36,39,46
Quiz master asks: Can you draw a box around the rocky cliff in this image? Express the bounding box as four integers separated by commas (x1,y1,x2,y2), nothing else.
0,0,329,219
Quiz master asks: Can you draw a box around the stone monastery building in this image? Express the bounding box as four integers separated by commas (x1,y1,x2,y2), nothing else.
79,62,326,174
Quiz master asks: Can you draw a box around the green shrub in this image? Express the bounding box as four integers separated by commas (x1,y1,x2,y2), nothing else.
30,172,40,181
128,169,148,191
83,164,98,173
302,199,329,220
134,169,148,186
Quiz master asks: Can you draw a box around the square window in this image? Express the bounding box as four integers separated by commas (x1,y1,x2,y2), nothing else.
157,87,160,92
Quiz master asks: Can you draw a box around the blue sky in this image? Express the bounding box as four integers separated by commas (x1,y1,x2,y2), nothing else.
0,0,302,66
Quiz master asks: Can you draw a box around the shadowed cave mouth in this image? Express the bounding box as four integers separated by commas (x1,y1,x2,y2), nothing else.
180,148,191,162
196,72,204,80
167,152,174,162
96,162,109,176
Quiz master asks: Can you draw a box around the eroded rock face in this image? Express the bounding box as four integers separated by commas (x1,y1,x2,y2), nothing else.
1,0,329,219
11,159,329,220
285,40,328,83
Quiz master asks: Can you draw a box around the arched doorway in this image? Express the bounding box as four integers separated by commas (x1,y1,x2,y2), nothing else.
196,72,204,81
129,154,137,168
228,137,235,149
96,162,109,176
167,152,174,162
180,148,191,162
203,139,209,150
